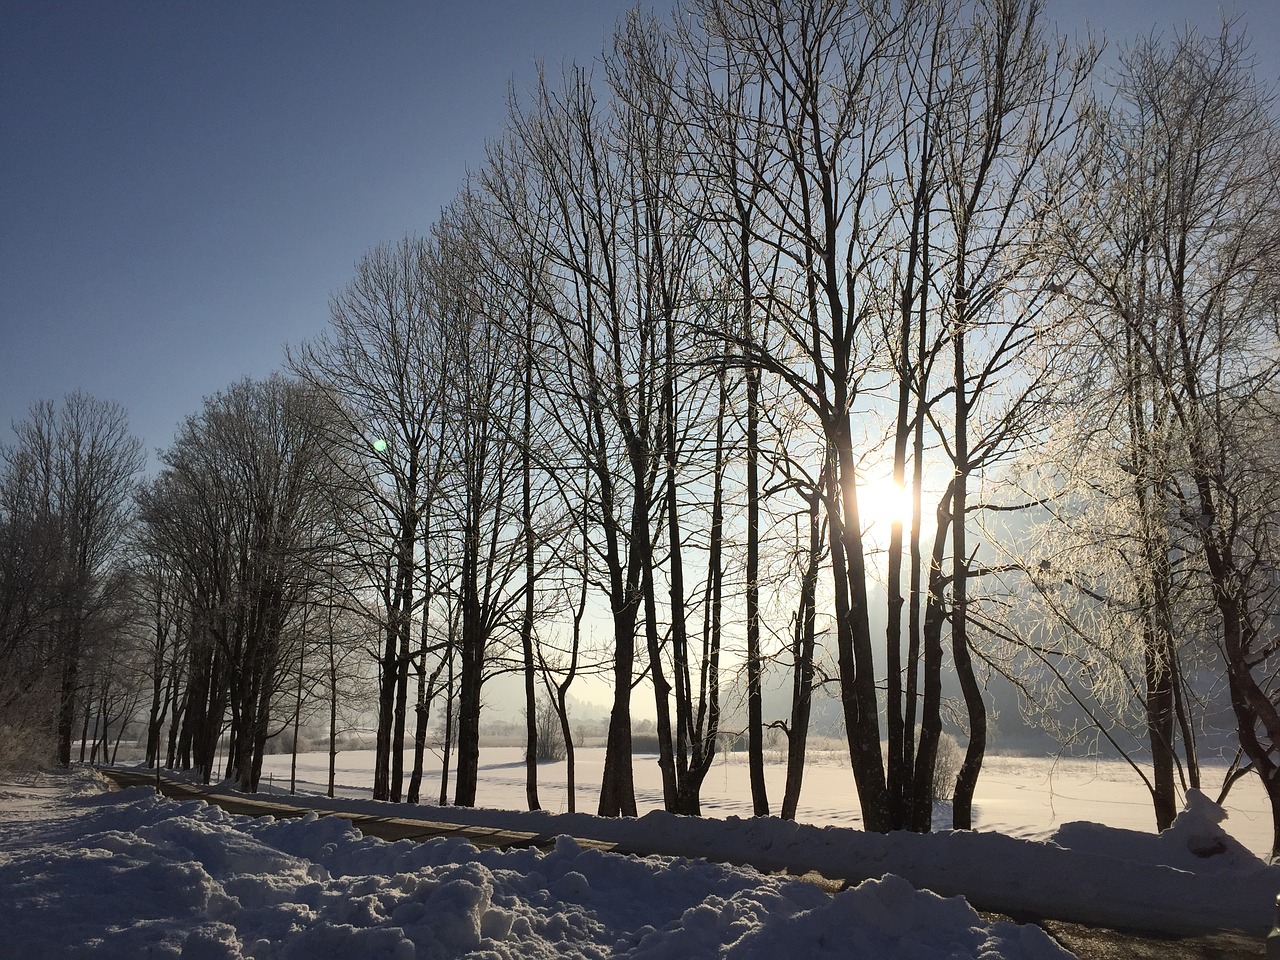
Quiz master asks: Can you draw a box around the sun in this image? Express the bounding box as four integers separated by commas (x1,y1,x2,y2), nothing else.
858,474,917,533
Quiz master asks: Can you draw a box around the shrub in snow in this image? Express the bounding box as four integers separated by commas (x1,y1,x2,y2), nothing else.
525,698,566,763
931,733,962,802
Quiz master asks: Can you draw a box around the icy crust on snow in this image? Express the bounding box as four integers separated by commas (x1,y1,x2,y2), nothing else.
0,781,1075,960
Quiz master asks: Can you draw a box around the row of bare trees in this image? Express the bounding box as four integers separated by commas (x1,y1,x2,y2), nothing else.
269,0,1276,850
452,0,1095,832
133,377,355,791
1,0,1275,857
0,383,376,795
294,0,1274,851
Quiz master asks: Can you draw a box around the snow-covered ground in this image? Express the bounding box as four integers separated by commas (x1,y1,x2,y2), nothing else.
260,743,1275,861
0,749,1275,958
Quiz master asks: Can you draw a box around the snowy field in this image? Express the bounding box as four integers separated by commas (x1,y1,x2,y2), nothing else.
0,749,1276,958
259,743,1275,861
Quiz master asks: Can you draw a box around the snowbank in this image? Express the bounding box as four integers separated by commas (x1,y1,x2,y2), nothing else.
0,774,1077,959
194,776,1279,937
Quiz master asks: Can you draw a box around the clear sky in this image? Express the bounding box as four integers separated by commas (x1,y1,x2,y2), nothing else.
3,0,1278,467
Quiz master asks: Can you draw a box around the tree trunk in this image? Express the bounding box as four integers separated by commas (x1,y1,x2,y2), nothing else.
830,423,890,833
911,486,952,832
77,676,92,765
453,594,484,807
58,634,80,767
597,464,643,819
598,577,640,817
328,652,338,799
951,312,985,830
373,561,397,801
557,694,576,814
745,356,768,817
289,629,304,795
781,489,821,821
1144,640,1178,830
391,605,410,803
522,299,541,813
439,641,454,806
146,657,166,768
642,542,677,809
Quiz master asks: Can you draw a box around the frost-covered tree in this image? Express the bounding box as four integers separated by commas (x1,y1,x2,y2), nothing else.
1041,23,1280,850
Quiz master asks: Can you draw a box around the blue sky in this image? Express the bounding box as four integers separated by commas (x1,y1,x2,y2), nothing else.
3,0,1277,466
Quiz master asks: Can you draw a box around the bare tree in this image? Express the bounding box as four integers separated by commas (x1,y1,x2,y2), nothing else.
680,0,1090,833
0,490,65,768
1047,23,1280,852
915,0,1092,830
497,58,665,818
676,0,782,818
126,537,189,768
289,237,450,803
426,199,530,809
1,393,143,767
687,0,912,832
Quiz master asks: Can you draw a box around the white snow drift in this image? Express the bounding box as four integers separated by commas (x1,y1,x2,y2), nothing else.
0,769,1275,959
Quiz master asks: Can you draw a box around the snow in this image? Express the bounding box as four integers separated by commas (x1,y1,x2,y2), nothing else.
1050,787,1263,873
258,745,1276,863
1,771,1075,960
0,754,1276,958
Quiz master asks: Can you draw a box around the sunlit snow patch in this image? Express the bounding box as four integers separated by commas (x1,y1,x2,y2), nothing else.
0,782,1076,960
